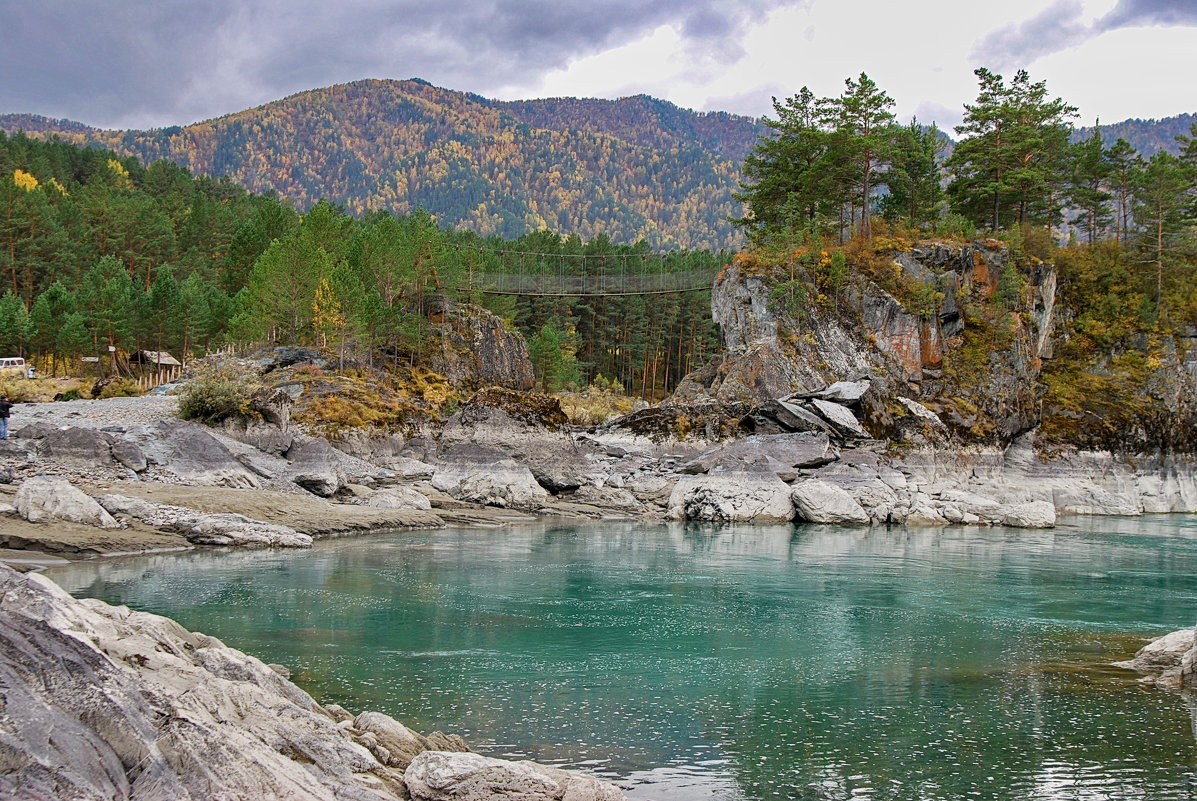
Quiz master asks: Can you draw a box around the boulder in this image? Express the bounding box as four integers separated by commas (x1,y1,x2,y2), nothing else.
666,472,795,523
791,479,870,525
33,426,148,473
896,397,945,427
999,500,1056,528
808,399,871,440
753,399,834,435
12,421,57,439
15,476,120,529
363,487,433,511
1113,627,1195,688
405,751,627,801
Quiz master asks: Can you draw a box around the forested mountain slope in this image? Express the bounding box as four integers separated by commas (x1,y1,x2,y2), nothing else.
0,80,765,251
1075,113,1197,156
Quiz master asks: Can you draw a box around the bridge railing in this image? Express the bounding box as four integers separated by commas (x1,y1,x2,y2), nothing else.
472,267,720,296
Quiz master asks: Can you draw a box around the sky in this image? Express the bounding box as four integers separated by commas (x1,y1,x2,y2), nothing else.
0,0,1194,132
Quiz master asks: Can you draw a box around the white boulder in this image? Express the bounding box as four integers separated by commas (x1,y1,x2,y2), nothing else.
791,479,870,525
666,472,795,523
15,476,120,529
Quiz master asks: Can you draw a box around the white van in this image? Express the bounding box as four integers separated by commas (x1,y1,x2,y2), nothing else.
0,357,26,376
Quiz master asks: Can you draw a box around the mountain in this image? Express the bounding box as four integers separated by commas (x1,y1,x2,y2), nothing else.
0,80,766,251
1074,113,1196,156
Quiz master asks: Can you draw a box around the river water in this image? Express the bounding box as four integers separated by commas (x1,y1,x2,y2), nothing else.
49,517,1197,800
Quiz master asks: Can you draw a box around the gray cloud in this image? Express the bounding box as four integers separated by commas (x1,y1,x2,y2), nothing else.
970,0,1197,73
0,0,799,129
968,0,1090,71
1098,0,1197,30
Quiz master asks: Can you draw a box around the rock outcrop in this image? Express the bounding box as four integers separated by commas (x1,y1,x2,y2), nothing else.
97,494,313,548
405,751,627,801
426,298,536,392
438,387,584,491
126,419,262,488
0,563,628,800
432,444,549,510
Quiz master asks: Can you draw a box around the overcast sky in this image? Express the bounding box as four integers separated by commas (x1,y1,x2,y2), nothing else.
0,0,1193,132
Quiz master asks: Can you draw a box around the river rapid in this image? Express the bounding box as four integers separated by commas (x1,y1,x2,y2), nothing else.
49,516,1197,800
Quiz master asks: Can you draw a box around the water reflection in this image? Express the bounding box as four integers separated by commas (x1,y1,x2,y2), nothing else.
49,518,1197,800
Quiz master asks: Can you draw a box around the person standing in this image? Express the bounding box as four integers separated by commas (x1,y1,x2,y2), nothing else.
0,395,11,440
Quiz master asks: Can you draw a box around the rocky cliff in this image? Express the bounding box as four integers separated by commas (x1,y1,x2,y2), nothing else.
664,239,1197,518
678,240,1196,449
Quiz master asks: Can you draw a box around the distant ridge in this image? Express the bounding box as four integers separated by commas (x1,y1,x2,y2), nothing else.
1074,113,1195,156
0,79,766,251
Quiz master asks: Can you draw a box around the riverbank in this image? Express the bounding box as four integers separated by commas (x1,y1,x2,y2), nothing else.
3,385,1197,571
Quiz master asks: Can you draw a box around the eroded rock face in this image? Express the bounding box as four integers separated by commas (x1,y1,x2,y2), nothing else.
426,298,535,392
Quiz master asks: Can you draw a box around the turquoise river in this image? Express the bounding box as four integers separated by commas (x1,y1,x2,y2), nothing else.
49,516,1197,800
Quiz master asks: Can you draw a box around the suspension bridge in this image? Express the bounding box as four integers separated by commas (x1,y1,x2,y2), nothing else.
454,245,724,297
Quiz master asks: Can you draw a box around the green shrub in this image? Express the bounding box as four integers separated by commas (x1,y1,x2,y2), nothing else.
98,379,143,399
0,380,33,403
177,366,260,424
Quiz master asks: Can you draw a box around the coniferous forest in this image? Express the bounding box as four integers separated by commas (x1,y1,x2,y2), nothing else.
0,130,722,400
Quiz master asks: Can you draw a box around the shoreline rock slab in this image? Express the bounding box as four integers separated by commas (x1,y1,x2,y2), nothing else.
405,751,627,801
0,563,631,801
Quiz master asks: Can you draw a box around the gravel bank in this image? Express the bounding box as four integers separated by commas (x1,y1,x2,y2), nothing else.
10,395,180,430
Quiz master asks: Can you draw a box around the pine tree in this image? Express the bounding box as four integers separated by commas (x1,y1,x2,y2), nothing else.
1105,138,1142,245
1133,152,1192,322
880,120,944,229
823,73,896,238
1068,127,1113,243
733,88,834,237
946,68,1077,230
0,290,28,355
